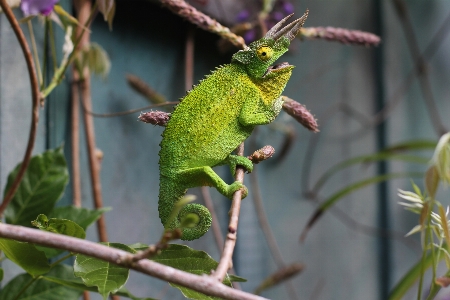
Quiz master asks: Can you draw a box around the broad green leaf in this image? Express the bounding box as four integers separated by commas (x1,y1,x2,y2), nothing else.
32,214,86,238
4,147,69,226
48,206,111,230
301,172,423,241
0,238,50,276
0,265,82,300
32,214,86,258
44,264,155,300
74,242,134,299
79,43,111,78
153,244,242,300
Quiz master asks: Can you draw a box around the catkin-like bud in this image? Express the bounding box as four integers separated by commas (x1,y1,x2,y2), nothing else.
300,27,380,47
282,97,319,132
248,145,276,164
138,111,171,126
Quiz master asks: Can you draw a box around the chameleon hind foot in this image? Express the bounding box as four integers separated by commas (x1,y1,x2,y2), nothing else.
227,181,248,199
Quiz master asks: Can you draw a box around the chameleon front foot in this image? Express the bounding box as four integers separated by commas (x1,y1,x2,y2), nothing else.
224,154,254,176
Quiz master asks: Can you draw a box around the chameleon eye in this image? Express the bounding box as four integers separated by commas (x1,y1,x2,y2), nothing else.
256,46,273,61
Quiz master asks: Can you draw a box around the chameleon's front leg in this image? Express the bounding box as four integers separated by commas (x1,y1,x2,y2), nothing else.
217,154,253,177
239,96,284,126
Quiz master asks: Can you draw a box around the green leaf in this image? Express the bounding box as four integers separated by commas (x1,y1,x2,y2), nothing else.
425,166,440,198
74,242,134,299
153,244,241,300
0,238,50,276
32,214,86,239
0,265,82,300
313,152,428,193
389,247,443,299
79,43,111,78
32,214,86,258
48,206,111,230
97,0,115,29
0,268,3,281
4,147,69,227
228,274,247,282
43,264,155,300
128,242,149,251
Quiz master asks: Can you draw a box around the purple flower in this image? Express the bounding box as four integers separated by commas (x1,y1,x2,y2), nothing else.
21,0,59,16
243,29,256,44
281,2,294,15
236,9,250,22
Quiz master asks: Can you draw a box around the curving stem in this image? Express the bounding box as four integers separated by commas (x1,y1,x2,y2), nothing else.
0,0,40,215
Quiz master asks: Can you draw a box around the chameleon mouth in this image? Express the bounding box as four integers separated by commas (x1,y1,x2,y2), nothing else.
263,62,291,77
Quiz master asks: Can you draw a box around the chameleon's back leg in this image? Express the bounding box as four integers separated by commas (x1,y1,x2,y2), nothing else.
176,165,247,199
158,166,247,241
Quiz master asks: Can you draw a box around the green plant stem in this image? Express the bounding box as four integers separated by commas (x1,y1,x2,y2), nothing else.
27,20,43,87
40,2,98,98
42,19,49,90
48,19,58,72
50,253,74,268
12,276,41,300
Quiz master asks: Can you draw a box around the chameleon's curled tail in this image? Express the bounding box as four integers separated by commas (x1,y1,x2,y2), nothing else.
158,177,212,241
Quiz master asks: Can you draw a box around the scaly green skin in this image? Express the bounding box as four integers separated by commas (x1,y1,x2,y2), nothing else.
158,14,306,240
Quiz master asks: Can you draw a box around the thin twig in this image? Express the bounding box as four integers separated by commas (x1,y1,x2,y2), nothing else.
0,0,40,216
212,143,245,282
185,25,195,91
0,223,267,300
71,77,82,207
81,101,179,118
75,0,109,244
392,0,447,136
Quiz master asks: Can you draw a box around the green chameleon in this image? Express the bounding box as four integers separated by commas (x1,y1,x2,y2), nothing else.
158,11,308,241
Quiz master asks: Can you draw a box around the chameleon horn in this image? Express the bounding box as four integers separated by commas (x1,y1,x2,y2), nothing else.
266,9,309,42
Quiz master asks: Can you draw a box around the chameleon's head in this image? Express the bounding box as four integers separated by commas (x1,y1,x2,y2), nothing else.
232,10,308,79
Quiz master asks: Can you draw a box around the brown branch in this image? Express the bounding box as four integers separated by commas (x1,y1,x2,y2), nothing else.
0,0,40,215
74,0,109,245
0,223,267,300
200,187,242,290
212,143,245,282
71,77,82,207
81,101,179,118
